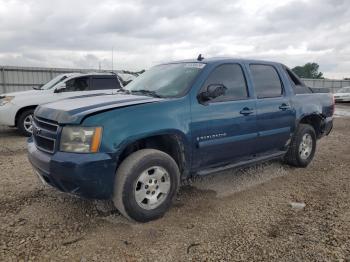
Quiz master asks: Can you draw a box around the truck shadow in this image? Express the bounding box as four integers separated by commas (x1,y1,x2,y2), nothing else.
0,126,21,138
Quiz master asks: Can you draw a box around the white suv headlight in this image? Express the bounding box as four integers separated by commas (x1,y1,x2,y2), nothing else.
0,96,14,106
60,126,102,153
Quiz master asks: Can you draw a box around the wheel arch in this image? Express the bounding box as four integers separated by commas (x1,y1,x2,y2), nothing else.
116,130,191,179
297,113,324,138
15,105,37,127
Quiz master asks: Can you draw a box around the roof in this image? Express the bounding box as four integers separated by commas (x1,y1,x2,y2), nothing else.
162,57,282,66
79,72,118,76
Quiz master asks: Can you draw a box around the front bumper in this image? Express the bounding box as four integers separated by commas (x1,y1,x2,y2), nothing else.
27,139,117,199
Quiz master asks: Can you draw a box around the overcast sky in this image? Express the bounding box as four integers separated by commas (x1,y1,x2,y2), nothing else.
0,0,349,78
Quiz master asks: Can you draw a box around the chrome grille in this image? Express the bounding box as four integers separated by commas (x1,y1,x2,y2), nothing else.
32,117,59,154
34,117,58,132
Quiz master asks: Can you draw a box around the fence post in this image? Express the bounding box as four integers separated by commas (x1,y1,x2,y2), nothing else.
1,67,6,94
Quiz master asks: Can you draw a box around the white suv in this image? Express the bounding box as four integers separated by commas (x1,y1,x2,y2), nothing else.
0,72,123,136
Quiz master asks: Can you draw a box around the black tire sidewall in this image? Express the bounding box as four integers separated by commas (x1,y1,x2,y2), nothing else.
121,152,179,222
18,109,34,137
295,126,316,167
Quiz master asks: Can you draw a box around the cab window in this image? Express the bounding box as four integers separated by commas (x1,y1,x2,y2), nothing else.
91,77,120,90
250,64,283,98
202,64,248,102
64,77,90,92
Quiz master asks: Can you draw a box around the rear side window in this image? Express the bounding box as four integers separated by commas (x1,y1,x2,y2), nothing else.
250,64,283,98
91,77,120,90
203,64,248,102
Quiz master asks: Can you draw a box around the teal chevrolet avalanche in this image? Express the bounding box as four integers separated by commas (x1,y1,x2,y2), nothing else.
28,57,334,222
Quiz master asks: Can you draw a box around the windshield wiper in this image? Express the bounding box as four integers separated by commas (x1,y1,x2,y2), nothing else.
116,88,131,94
130,89,164,98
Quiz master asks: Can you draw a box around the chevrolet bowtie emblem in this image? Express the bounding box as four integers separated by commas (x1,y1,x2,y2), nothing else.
33,127,41,136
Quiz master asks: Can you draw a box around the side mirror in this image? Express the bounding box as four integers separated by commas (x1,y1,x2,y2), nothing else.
198,84,227,103
54,83,66,93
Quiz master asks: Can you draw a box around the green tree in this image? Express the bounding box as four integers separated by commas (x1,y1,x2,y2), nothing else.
292,63,324,79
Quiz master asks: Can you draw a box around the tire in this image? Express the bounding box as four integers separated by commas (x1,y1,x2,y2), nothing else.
113,149,180,222
284,124,316,167
17,109,35,137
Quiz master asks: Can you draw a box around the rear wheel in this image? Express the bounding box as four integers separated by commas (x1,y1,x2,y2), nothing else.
113,149,180,222
17,109,35,137
285,124,316,167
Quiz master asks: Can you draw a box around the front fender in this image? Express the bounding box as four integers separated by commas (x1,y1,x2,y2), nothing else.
82,96,192,170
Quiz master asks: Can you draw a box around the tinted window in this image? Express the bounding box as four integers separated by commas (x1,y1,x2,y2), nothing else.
250,64,283,98
203,64,248,102
65,77,89,92
91,77,120,90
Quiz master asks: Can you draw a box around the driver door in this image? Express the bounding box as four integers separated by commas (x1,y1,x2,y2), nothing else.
191,63,258,170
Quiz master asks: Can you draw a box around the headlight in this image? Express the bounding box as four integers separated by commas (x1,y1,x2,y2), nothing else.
60,126,102,153
0,96,14,106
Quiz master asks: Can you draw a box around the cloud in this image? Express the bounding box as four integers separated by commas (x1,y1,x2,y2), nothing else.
0,0,349,78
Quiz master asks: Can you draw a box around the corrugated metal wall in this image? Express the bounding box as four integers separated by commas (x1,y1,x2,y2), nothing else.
1,65,349,94
0,66,120,94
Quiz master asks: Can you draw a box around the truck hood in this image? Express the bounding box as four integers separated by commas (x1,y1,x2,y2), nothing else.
35,93,165,124
1,89,44,97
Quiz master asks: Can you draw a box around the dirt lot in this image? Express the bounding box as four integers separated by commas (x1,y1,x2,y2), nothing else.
1,105,350,261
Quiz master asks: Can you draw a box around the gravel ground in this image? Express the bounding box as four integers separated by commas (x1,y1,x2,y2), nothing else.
0,104,349,261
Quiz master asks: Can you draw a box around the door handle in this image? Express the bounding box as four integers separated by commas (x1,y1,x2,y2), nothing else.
279,103,291,111
240,107,254,115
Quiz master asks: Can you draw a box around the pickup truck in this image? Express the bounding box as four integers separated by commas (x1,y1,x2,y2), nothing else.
0,72,123,136
28,57,334,222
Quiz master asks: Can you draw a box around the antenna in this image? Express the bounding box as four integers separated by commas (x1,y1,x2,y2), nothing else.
112,47,114,72
197,54,204,61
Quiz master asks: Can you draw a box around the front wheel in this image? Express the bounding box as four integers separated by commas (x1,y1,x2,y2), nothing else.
17,109,35,137
284,124,316,167
113,149,180,222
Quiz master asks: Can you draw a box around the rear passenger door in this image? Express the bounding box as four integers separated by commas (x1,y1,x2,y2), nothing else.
191,63,258,169
249,64,295,154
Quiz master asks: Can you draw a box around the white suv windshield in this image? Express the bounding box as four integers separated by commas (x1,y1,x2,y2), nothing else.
40,75,69,90
124,63,205,98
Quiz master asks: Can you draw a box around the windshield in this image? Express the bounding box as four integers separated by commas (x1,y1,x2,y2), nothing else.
124,63,205,98
40,75,69,90
338,87,350,93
